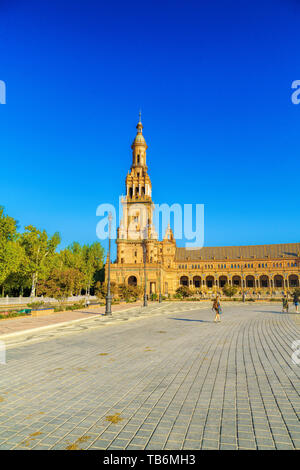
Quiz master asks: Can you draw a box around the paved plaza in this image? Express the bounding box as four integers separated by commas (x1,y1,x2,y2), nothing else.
0,302,299,450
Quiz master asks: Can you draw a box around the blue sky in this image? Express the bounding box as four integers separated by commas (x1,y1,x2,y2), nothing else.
0,0,299,258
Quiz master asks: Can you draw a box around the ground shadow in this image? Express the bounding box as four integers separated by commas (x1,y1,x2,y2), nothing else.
254,310,291,315
169,318,211,323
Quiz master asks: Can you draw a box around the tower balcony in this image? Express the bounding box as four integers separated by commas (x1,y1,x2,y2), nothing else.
121,194,152,203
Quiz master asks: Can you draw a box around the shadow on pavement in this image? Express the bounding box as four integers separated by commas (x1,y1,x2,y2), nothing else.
255,310,289,315
169,318,211,323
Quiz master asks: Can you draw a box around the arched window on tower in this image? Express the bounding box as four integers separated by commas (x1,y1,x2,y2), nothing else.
137,154,140,164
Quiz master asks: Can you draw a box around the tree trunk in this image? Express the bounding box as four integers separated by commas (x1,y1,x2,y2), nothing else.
30,272,37,297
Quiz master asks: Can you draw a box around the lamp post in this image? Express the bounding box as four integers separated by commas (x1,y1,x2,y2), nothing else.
105,212,112,315
143,240,148,307
158,260,162,303
241,264,245,303
142,224,149,307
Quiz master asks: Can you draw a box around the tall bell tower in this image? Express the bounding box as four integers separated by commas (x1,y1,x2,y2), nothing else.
117,114,157,257
110,113,176,294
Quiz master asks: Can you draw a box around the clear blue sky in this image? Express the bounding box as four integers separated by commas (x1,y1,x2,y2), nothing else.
1,0,299,259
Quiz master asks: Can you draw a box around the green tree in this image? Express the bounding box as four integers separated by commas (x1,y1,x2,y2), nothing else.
0,207,23,294
82,242,105,294
60,242,85,272
21,226,61,297
37,268,84,300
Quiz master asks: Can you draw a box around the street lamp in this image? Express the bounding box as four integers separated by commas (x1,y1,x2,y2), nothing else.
241,264,245,303
143,239,148,307
105,212,112,315
158,259,162,303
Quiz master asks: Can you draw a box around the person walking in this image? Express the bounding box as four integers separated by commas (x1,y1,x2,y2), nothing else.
282,295,289,313
293,292,299,313
212,295,222,322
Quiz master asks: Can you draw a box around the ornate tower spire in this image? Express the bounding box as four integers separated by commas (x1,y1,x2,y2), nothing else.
131,112,148,168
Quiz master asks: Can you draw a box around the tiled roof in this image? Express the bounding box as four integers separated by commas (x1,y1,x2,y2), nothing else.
175,243,300,261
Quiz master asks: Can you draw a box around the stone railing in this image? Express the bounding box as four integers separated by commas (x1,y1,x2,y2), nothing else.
0,295,97,306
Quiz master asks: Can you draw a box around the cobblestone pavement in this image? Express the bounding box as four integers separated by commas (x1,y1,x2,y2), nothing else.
0,303,299,450
0,301,145,336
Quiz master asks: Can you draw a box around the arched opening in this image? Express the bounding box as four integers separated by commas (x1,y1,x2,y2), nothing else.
260,275,269,288
219,276,228,288
141,187,145,196
232,275,241,286
128,275,137,287
137,154,140,164
289,274,299,287
274,275,283,288
206,276,214,288
193,276,201,288
180,276,189,286
246,275,255,288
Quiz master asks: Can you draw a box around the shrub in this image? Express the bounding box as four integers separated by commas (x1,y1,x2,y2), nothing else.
0,310,30,319
222,284,238,297
292,287,300,300
175,286,192,298
54,305,64,312
119,283,143,302
27,301,44,309
65,300,85,311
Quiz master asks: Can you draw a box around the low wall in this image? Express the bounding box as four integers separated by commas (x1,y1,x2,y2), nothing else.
0,295,97,307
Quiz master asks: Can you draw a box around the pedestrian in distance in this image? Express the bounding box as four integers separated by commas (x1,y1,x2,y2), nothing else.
293,292,299,313
212,295,222,322
282,295,289,313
